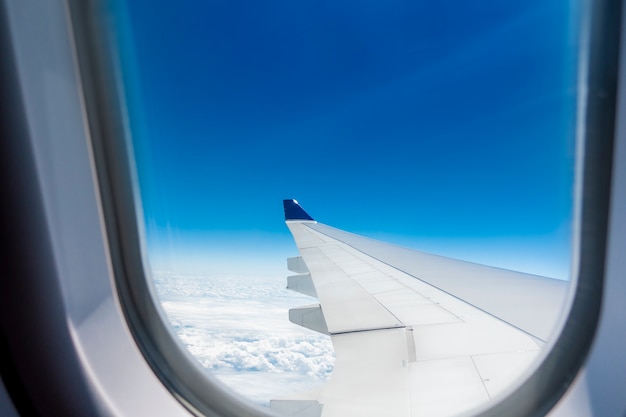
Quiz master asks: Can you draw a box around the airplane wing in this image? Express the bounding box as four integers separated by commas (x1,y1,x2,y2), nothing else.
271,200,569,417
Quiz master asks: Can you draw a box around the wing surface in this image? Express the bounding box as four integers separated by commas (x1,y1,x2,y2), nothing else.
272,200,569,417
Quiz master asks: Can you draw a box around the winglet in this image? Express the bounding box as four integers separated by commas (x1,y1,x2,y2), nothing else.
283,199,315,221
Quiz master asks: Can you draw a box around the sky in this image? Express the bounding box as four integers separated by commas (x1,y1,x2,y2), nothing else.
115,1,580,278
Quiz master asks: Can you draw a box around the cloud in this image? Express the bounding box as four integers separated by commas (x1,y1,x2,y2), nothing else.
153,271,335,405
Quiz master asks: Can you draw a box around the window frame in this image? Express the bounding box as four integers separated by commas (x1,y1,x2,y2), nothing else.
67,0,623,416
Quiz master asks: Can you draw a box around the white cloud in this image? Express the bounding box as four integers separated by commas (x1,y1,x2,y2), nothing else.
153,271,335,406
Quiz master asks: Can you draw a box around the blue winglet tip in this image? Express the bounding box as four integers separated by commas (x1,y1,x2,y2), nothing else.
283,199,315,221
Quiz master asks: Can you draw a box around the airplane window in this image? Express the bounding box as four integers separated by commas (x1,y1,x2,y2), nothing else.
101,0,583,414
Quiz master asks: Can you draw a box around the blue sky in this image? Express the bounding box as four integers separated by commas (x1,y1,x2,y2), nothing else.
115,0,580,279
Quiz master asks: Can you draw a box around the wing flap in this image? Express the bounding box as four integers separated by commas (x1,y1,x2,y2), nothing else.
319,329,413,417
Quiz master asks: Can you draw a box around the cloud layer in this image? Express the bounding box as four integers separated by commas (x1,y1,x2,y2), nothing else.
153,271,335,405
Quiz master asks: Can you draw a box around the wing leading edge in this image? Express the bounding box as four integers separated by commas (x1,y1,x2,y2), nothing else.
272,200,569,417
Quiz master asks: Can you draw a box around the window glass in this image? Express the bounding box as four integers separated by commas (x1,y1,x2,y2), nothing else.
111,0,580,409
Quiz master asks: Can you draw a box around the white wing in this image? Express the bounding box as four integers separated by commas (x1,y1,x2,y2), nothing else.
272,200,569,417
